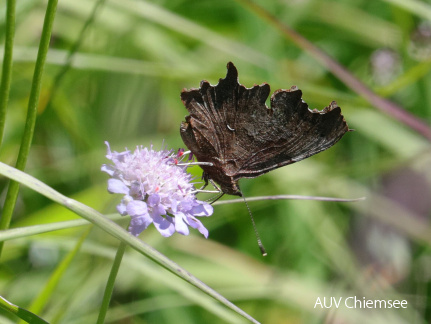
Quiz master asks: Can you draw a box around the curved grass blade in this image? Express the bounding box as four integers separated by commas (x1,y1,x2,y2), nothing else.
16,230,90,324
0,296,49,324
0,161,260,324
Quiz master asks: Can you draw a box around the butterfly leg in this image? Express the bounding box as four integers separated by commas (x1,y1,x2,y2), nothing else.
195,172,224,203
206,177,225,204
209,178,222,193
209,192,225,204
199,172,222,192
196,172,220,194
198,172,210,191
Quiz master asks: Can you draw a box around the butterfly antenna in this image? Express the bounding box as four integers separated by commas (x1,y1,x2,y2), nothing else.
241,192,267,256
209,192,224,205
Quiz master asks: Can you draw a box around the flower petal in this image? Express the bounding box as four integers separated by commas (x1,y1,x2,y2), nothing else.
191,202,213,217
129,214,153,236
179,198,193,211
149,203,166,218
174,212,190,236
129,182,142,199
118,195,134,215
186,216,209,238
126,200,148,216
116,202,127,215
147,193,160,207
104,141,113,159
101,164,115,176
170,198,179,213
152,214,175,237
107,178,129,194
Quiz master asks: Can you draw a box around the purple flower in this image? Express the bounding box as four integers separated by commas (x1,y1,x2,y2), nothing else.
101,141,213,238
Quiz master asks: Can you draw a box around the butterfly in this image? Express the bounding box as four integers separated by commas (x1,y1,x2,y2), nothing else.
180,62,350,197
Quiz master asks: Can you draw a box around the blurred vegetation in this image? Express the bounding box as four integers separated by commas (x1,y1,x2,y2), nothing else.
1,0,431,323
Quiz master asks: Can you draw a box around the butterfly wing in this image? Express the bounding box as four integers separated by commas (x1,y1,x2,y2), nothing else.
233,88,349,179
181,63,271,174
180,62,349,189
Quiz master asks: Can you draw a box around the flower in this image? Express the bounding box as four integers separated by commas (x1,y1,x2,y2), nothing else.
101,141,213,238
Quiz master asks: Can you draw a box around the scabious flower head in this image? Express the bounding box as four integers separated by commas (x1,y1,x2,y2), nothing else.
101,141,213,238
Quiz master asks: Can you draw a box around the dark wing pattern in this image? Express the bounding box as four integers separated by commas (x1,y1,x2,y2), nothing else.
180,62,349,195
234,88,348,178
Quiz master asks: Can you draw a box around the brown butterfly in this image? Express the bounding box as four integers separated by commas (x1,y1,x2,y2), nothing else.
180,62,350,197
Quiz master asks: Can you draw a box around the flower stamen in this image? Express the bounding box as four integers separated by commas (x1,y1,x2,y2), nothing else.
102,141,213,238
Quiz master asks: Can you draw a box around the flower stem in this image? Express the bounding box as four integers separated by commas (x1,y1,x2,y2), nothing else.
96,241,127,324
45,0,106,111
0,0,16,147
0,0,58,257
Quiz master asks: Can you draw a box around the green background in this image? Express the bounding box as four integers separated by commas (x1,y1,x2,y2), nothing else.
1,0,430,323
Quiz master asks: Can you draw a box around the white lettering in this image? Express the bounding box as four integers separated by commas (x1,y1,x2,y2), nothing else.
355,296,362,308
345,297,354,308
374,300,387,308
342,297,408,309
323,297,332,308
314,297,343,309
314,297,323,308
333,297,343,308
